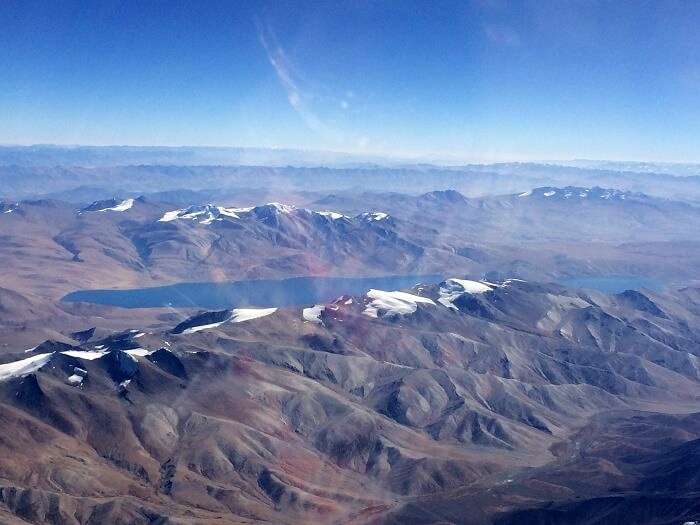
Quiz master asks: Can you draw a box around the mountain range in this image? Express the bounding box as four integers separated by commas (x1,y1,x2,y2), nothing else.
1,277,699,523
4,157,700,203
2,180,700,524
2,187,698,308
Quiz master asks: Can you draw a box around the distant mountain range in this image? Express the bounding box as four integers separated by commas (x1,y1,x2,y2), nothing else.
3,147,700,202
2,145,699,176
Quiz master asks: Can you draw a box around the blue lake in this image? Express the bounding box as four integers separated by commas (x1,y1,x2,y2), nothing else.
62,274,444,309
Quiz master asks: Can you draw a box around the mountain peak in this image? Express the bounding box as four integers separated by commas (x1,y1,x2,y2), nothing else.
157,201,391,227
81,197,135,213
419,189,468,204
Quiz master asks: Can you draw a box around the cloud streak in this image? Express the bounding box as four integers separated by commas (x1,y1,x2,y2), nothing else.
256,23,379,154
257,23,332,136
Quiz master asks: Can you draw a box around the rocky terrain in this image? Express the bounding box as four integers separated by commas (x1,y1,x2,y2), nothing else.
0,278,700,523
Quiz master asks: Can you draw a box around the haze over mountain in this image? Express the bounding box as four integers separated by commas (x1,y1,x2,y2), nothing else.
0,145,401,169
3,146,700,178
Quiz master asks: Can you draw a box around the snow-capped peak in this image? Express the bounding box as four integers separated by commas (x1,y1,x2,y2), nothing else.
359,211,389,222
317,211,346,220
516,186,636,202
158,201,393,228
102,198,134,212
158,204,252,224
81,198,135,213
265,202,295,213
159,202,298,224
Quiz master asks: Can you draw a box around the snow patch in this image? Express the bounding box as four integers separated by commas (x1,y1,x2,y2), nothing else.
0,353,53,381
230,307,278,323
60,350,108,360
182,321,226,334
230,205,255,214
518,190,532,197
448,279,493,294
159,205,244,224
438,279,493,309
363,289,435,318
124,348,152,357
159,209,183,222
266,202,295,213
543,191,556,197
159,203,297,224
99,198,134,212
182,307,277,334
67,374,84,385
318,211,346,220
302,304,325,324
365,212,388,221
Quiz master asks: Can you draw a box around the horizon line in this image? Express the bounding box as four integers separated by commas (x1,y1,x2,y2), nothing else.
1,143,699,166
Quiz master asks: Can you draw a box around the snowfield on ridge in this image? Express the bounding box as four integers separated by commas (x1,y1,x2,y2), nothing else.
362,289,436,318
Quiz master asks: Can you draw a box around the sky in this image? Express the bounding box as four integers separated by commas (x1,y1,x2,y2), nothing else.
1,0,699,162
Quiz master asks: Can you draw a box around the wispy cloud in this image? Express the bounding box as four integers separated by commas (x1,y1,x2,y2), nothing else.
257,23,332,136
256,23,380,153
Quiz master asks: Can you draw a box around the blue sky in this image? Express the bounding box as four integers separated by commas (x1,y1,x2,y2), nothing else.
1,0,699,161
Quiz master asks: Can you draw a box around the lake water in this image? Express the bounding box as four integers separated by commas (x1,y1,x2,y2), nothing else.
559,275,664,294
62,274,444,309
